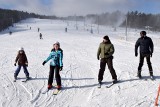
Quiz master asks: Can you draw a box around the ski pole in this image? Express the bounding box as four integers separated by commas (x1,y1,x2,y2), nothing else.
155,84,160,107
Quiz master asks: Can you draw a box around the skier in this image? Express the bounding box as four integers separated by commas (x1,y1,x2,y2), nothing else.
135,31,154,79
90,28,93,34
42,41,63,90
97,36,117,85
14,47,30,81
65,27,67,32
38,28,40,32
39,33,42,39
9,31,12,35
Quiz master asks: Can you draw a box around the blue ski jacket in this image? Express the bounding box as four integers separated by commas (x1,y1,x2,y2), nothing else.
45,50,63,67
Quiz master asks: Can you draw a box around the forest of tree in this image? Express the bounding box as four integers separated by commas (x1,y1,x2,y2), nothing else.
122,11,160,31
0,8,57,31
84,11,160,31
1,8,160,32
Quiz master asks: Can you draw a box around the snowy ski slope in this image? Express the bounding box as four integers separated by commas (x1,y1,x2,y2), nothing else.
0,18,160,107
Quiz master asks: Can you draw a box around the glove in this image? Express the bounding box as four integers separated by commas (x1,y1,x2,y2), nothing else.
135,52,138,57
14,63,16,66
60,66,63,71
97,56,99,60
42,61,46,65
150,53,152,57
105,52,109,55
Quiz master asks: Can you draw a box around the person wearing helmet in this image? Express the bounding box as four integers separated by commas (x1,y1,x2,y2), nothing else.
42,42,63,90
14,47,29,81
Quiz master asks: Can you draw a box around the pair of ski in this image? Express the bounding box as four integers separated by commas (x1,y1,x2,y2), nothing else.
138,75,155,81
13,78,31,82
98,82,117,88
42,86,61,95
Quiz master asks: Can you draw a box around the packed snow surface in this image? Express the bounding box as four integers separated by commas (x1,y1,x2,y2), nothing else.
0,18,160,107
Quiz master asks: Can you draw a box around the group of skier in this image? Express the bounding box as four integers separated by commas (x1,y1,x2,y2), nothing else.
13,30,154,90
97,30,154,87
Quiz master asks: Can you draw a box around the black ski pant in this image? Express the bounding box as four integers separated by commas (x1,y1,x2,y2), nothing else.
138,53,153,75
98,57,117,82
48,65,61,86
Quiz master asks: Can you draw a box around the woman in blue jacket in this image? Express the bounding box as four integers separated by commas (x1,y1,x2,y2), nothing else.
42,41,63,90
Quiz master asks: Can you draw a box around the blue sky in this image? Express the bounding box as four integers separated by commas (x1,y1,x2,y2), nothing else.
39,0,53,6
0,0,160,16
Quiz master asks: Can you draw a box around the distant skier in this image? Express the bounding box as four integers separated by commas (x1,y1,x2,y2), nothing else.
9,31,12,35
135,31,154,79
30,27,31,30
39,33,43,39
90,28,93,34
42,41,63,90
65,27,67,32
38,28,40,32
14,47,30,81
97,36,117,85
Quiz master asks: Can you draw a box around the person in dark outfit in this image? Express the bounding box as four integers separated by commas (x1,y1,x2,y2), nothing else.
39,33,42,39
65,27,67,32
97,36,117,84
135,31,154,79
42,41,63,90
14,47,29,80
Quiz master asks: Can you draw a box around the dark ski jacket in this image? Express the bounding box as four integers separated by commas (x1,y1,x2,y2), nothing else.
135,36,154,55
15,50,28,66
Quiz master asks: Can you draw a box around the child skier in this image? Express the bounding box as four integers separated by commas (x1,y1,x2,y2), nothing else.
42,41,63,90
14,47,30,81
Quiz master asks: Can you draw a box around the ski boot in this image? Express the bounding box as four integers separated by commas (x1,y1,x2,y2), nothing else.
98,80,102,85
137,71,142,79
48,84,53,89
112,79,118,84
13,76,17,82
97,80,102,88
149,71,154,80
57,85,61,90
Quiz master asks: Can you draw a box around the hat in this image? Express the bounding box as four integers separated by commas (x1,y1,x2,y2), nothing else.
103,36,109,40
140,31,146,35
54,41,60,46
19,47,24,51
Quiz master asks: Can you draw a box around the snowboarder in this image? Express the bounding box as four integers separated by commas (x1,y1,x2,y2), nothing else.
14,47,30,81
38,28,40,32
39,33,43,39
97,36,117,84
135,31,154,79
42,41,63,90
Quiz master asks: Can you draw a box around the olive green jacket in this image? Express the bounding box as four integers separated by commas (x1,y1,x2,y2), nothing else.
97,42,115,59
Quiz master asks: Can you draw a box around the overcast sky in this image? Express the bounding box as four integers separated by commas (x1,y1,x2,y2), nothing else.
0,0,160,16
